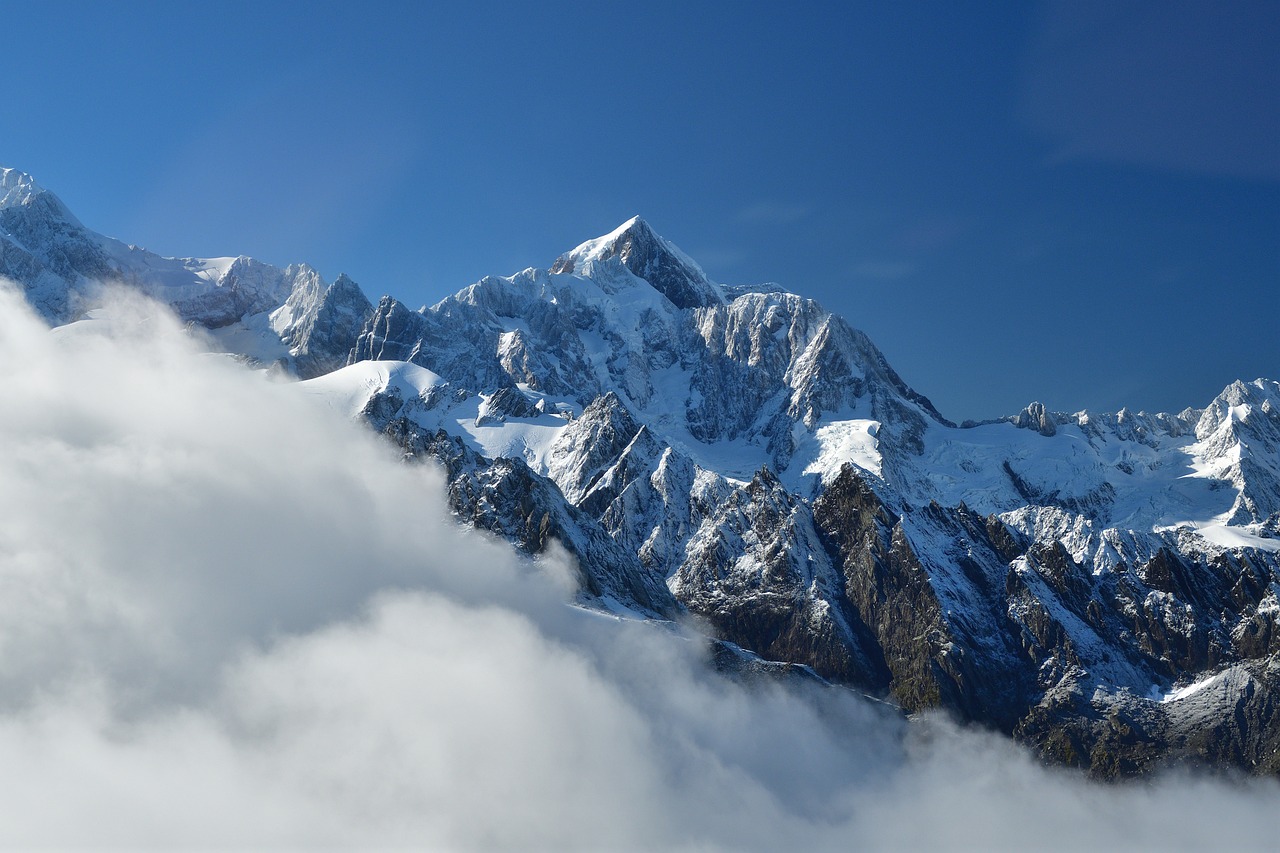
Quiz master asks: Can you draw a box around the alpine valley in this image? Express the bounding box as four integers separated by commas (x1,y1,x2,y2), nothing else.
4,165,1278,777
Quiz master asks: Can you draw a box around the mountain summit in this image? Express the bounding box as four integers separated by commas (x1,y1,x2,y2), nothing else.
551,216,724,309
4,167,1279,778
0,166,74,218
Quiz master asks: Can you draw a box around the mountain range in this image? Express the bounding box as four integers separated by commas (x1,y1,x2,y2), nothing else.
3,165,1277,777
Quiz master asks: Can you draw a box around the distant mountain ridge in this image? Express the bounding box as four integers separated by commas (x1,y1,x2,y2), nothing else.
4,165,1277,777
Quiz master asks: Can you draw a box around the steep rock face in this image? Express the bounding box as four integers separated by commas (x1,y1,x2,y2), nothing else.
541,393,736,593
1007,401,1058,437
545,393,649,504
271,272,373,378
672,466,889,689
1192,379,1280,525
378,415,676,617
1020,658,1280,777
605,446,725,574
811,459,1280,766
685,291,948,467
351,296,433,364
351,287,590,397
813,467,1033,727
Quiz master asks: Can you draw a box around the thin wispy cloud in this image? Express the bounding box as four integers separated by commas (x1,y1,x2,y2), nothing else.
852,260,918,281
687,246,750,274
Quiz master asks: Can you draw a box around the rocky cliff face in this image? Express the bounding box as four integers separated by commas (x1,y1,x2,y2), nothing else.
6,166,1277,778
270,272,373,378
318,217,1280,777
377,415,676,617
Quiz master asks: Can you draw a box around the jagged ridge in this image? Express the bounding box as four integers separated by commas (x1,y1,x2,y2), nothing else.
4,165,1278,778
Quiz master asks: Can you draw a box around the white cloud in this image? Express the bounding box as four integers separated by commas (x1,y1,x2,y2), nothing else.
0,281,1275,850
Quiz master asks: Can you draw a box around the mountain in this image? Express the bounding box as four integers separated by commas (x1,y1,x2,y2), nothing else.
4,165,1277,777
0,166,370,376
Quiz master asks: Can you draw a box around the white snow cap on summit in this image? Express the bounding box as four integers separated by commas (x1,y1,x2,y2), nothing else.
0,166,46,209
553,216,724,309
0,165,83,228
564,216,704,271
565,215,654,261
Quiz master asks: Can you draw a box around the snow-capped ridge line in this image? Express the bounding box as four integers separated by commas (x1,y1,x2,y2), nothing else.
6,164,1280,777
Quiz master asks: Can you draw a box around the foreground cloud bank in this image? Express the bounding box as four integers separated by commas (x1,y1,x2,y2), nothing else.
0,283,1275,850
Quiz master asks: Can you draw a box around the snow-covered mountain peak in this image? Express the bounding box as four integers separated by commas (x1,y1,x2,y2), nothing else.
551,216,724,310
1006,401,1060,436
1195,379,1279,439
2,166,45,206
1,166,38,205
0,166,83,228
554,215,654,267
0,166,369,335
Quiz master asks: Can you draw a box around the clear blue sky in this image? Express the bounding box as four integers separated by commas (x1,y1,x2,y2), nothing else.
4,0,1276,421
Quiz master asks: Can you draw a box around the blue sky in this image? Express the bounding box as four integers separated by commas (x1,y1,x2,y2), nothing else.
3,0,1276,421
